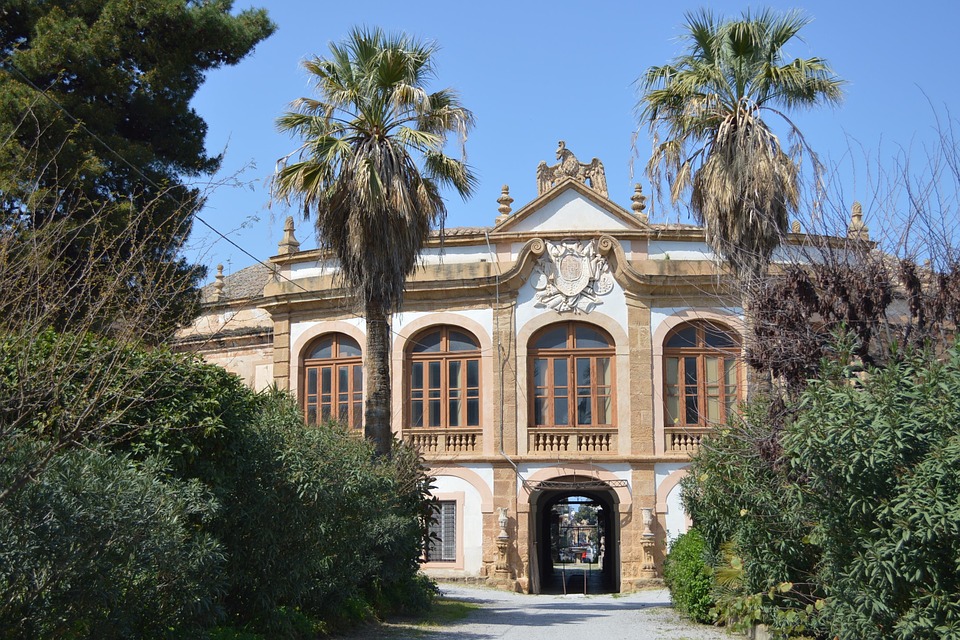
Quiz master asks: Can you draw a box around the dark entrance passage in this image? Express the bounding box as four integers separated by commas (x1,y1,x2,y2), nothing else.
529,479,620,594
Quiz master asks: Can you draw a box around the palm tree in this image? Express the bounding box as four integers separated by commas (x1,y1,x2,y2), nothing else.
637,9,843,278
273,28,476,457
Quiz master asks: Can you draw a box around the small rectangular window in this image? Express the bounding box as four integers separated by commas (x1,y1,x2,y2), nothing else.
427,501,457,562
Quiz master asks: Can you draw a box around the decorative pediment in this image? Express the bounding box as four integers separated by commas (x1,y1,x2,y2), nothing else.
493,180,647,234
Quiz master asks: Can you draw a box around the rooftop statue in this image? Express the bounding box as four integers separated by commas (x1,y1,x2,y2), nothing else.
536,141,608,197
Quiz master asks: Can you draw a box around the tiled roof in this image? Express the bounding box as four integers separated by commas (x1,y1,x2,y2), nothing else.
200,262,272,304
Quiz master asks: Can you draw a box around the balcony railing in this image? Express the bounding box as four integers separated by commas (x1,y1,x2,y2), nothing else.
403,428,481,455
665,426,710,453
528,428,617,454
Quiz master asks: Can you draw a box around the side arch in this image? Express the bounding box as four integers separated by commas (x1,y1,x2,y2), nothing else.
430,465,495,513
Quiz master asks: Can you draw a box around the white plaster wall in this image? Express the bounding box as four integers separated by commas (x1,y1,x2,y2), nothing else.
393,309,494,339
515,273,629,339
655,462,690,542
418,244,495,265
648,240,713,261
288,258,339,279
508,190,636,234
431,475,485,575
290,317,366,354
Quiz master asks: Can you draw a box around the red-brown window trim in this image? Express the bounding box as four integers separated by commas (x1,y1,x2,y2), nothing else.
529,322,616,428
407,326,481,429
663,320,741,428
302,333,363,429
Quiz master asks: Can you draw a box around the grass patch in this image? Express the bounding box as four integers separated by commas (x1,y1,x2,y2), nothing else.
413,598,478,627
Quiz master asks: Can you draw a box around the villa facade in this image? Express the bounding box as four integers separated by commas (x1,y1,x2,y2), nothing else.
178,145,759,592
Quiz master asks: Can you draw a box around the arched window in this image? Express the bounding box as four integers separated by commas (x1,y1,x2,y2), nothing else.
531,322,614,427
303,333,363,428
663,321,741,427
408,326,481,428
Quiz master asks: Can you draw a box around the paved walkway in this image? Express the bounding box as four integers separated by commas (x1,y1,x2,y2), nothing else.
360,583,733,639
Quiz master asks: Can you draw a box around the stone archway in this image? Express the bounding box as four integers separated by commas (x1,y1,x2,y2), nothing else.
527,475,622,594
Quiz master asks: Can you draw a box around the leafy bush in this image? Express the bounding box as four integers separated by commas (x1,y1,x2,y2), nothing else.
0,445,224,639
684,345,960,639
663,528,714,623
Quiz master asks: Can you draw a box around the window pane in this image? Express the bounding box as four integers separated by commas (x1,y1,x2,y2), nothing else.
467,360,479,388
412,400,424,427
321,367,331,394
448,330,479,351
449,399,461,426
597,358,611,385
666,326,697,348
685,396,699,424
353,402,362,428
429,361,441,390
724,358,737,386
533,359,547,387
307,368,317,395
554,359,568,386
705,357,719,384
577,397,592,425
411,362,423,390
353,364,363,392
666,357,679,385
307,406,317,425
467,399,479,426
575,326,609,348
339,365,349,390
707,395,720,422
535,398,547,425
412,330,442,353
338,335,362,356
554,398,569,425
449,361,462,389
704,325,736,348
684,357,698,385
576,358,591,386
535,326,568,350
309,336,333,359
429,400,441,427
597,395,611,424
666,393,679,424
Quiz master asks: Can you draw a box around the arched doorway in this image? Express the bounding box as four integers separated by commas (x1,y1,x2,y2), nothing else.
528,476,621,594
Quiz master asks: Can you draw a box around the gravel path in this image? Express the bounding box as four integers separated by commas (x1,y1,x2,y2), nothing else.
358,583,733,639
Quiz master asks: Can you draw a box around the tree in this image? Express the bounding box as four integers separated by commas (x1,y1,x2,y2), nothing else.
0,0,275,339
636,9,843,278
272,27,476,457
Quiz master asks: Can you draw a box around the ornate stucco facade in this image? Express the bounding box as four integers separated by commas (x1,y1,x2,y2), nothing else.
179,146,765,593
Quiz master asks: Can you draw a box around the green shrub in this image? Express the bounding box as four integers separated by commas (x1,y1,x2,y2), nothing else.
664,528,715,623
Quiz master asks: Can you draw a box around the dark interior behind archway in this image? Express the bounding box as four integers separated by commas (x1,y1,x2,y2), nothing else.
535,490,618,594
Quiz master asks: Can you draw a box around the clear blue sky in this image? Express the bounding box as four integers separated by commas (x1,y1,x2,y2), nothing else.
187,0,958,279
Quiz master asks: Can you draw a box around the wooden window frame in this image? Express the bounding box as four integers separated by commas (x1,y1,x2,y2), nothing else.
302,333,363,429
407,326,481,429
529,322,616,428
663,321,741,428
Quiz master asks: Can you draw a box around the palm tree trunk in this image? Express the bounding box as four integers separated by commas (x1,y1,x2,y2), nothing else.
364,305,392,458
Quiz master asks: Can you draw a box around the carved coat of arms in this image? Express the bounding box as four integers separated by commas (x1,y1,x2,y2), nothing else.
532,239,614,313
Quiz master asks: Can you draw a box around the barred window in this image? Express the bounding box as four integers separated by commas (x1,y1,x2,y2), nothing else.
427,500,457,562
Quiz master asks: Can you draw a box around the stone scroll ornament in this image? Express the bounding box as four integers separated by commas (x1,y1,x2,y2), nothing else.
532,239,614,313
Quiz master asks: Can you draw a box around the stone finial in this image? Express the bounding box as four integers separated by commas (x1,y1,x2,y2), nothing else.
212,263,225,302
631,184,648,223
495,185,514,224
847,201,869,241
791,219,801,233
278,216,300,255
